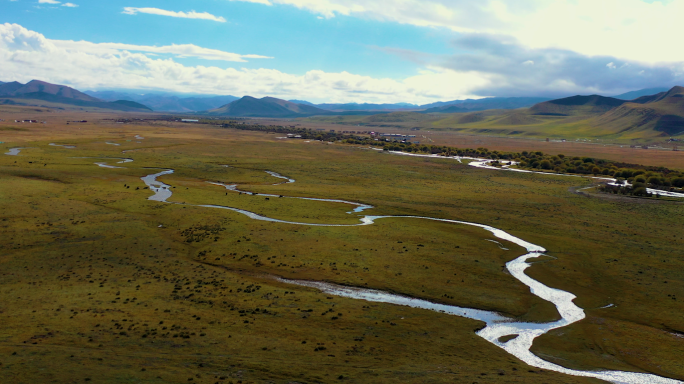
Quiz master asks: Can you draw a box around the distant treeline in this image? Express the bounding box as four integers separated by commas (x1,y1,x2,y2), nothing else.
215,121,684,191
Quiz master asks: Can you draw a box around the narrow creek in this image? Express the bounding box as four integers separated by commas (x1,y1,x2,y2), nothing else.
138,167,682,384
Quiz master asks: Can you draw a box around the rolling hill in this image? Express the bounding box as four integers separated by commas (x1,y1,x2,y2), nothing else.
591,86,684,136
6,80,99,101
529,95,627,116
0,80,152,112
207,96,328,117
431,86,684,139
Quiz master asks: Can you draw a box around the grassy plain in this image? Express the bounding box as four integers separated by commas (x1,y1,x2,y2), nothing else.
0,109,683,383
270,117,684,169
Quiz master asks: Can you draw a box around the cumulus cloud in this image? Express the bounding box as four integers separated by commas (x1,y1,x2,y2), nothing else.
122,7,227,22
230,0,684,64
38,0,60,3
61,3,78,7
0,23,489,103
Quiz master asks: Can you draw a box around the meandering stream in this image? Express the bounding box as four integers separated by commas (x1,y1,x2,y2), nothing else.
139,166,682,384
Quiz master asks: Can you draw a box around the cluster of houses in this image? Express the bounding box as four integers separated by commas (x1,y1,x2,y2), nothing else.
376,133,419,144
379,133,417,139
14,119,41,123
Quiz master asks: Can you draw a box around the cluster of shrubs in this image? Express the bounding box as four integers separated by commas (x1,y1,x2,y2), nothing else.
598,183,659,197
512,151,684,193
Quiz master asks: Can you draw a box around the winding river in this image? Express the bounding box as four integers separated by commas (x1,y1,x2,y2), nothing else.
138,166,682,384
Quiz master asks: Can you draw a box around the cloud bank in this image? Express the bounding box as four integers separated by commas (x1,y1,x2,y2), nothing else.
0,23,488,103
1,22,682,103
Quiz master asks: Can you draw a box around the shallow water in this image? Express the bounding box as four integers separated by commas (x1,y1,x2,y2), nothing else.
209,170,374,214
5,148,22,155
140,169,174,202
265,171,295,184
49,143,76,149
136,165,682,384
76,157,134,167
95,162,124,169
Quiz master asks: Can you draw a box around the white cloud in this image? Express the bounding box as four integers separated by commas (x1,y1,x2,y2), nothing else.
522,60,534,66
230,0,684,64
61,3,78,7
606,62,616,69
52,39,272,62
232,0,272,5
38,0,60,3
122,7,227,22
0,23,489,104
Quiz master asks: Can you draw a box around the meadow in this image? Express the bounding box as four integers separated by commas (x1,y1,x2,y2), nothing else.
0,111,683,383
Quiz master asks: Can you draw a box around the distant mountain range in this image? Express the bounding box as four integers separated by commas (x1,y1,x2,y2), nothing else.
612,88,670,100
85,90,239,113
440,86,684,137
0,80,151,112
205,88,680,118
1,79,678,126
292,101,420,111
421,97,552,114
207,96,328,117
286,97,552,113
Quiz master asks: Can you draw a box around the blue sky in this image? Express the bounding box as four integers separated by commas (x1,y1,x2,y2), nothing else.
1,0,683,103
4,0,452,78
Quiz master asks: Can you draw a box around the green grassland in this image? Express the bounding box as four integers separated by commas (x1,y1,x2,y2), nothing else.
1,125,683,383
304,106,684,142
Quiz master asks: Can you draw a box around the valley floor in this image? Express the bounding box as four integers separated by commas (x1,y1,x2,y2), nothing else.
0,112,683,383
